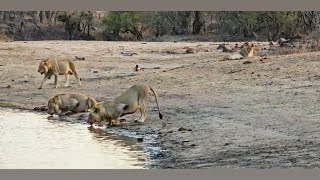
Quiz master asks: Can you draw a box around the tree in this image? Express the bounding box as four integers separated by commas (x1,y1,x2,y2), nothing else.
102,11,149,41
192,11,205,35
57,11,81,40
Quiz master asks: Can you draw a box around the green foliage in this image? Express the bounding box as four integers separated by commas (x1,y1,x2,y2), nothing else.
1,11,319,41
264,12,299,40
102,11,148,41
57,11,95,40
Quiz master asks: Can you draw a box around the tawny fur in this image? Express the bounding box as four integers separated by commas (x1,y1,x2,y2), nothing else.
38,59,81,89
87,84,163,126
47,93,97,115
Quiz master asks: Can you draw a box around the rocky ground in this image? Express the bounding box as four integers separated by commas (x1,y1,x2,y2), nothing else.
1,40,320,168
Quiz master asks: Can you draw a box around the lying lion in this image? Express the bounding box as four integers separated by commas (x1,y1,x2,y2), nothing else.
47,93,97,115
38,59,81,90
87,84,163,127
240,43,256,58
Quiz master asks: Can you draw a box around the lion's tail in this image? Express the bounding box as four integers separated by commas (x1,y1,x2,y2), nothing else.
68,60,81,85
148,85,163,119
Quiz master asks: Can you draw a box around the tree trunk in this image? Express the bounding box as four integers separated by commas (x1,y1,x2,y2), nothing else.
192,11,204,35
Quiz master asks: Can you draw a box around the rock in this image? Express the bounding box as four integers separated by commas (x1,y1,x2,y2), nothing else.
243,61,252,64
6,85,12,88
93,70,99,73
223,53,244,60
34,106,47,111
185,48,195,54
136,137,144,142
265,80,273,85
40,106,47,111
178,127,192,131
75,56,85,60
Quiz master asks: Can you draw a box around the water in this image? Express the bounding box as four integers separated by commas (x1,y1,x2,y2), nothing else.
0,108,146,169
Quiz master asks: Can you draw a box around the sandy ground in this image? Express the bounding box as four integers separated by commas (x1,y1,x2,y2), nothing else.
1,40,320,168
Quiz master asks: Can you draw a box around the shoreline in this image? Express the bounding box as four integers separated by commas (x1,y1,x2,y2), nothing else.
2,41,320,168
0,104,172,169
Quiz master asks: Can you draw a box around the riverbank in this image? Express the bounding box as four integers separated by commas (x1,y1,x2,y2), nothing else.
2,41,320,168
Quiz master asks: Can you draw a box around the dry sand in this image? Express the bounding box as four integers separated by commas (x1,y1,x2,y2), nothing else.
1,40,320,168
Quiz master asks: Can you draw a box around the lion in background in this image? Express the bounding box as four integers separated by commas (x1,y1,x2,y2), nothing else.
47,93,97,115
240,43,256,58
38,59,81,90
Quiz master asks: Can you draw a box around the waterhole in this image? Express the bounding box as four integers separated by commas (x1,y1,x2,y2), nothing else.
0,108,147,169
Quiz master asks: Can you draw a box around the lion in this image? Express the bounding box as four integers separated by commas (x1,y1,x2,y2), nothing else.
87,84,163,127
217,44,235,53
47,93,97,115
240,43,256,58
38,59,81,90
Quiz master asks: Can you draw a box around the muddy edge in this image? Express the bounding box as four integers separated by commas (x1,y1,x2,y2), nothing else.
2,41,320,169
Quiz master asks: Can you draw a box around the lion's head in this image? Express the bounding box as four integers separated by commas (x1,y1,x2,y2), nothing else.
47,96,61,115
87,103,104,125
38,59,51,75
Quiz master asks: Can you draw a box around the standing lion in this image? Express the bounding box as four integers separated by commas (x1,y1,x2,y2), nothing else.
38,59,81,89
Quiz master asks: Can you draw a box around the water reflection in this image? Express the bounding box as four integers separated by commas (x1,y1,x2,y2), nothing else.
0,108,146,169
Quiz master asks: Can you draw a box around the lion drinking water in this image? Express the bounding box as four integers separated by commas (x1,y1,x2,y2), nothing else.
47,93,98,115
87,84,163,127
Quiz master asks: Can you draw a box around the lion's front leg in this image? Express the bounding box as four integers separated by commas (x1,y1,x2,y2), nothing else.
38,75,50,90
53,74,59,88
64,74,70,87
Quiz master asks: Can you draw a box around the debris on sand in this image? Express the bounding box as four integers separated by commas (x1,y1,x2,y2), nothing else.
136,137,144,142
185,48,195,54
75,56,85,60
33,106,47,111
6,85,12,88
119,46,138,56
134,64,144,72
162,50,178,54
243,61,252,64
217,44,235,53
223,53,244,61
93,70,99,74
178,127,192,132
